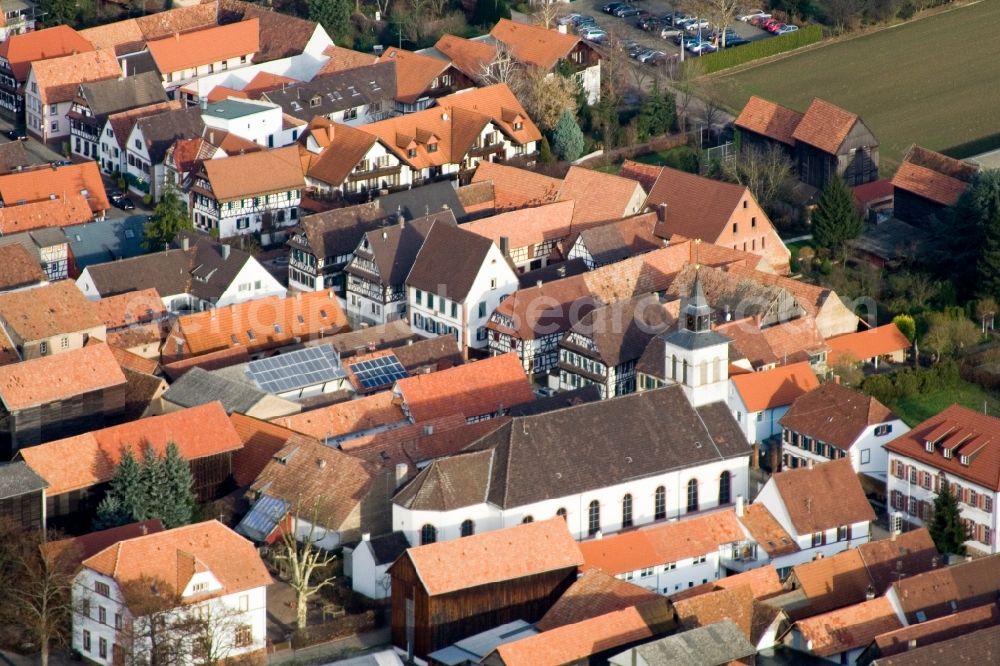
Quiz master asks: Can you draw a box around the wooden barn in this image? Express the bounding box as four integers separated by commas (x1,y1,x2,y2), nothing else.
0,344,127,457
891,145,978,229
389,517,583,660
735,96,879,190
18,402,243,534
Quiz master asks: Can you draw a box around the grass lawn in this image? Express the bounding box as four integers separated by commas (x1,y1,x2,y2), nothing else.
714,1,1000,170
891,377,1000,427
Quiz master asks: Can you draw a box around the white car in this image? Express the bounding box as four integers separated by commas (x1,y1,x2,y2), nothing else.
557,14,580,26
738,10,770,21
580,27,608,42
684,19,711,32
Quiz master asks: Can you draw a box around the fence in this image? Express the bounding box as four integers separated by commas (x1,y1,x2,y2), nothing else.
576,133,689,169
685,24,825,75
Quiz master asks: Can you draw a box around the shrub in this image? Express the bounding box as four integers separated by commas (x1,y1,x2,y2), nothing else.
897,0,917,19
686,24,824,75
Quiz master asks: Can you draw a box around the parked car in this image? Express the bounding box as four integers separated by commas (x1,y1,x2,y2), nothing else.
615,6,641,17
638,49,667,63
738,10,770,21
557,14,580,26
776,24,799,34
4,128,26,141
572,14,597,26
684,19,711,31
687,41,717,55
581,28,608,43
762,18,783,32
750,15,771,26
638,16,661,30
661,27,682,39
114,196,135,211
602,2,627,14
723,34,750,47
108,189,124,202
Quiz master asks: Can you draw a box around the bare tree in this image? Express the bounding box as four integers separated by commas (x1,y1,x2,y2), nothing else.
687,0,741,47
0,522,75,666
530,0,564,29
517,66,578,131
182,602,259,666
272,516,337,630
479,42,523,89
115,576,188,666
725,144,793,210
672,59,703,132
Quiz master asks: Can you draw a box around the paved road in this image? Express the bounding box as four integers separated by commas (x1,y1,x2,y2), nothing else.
0,116,65,164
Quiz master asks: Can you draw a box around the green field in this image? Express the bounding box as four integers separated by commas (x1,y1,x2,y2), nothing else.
715,1,1000,169
891,377,1000,426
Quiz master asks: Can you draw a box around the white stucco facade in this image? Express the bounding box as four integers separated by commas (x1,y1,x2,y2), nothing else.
393,456,750,546
728,386,791,445
782,419,908,479
72,567,267,666
407,242,518,352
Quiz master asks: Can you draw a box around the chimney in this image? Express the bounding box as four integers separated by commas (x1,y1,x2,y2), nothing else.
221,244,231,260
362,532,371,542
499,235,510,256
536,280,543,288
593,530,603,540
833,374,841,384
735,495,744,518
120,58,127,80
181,236,189,251
865,585,876,601
394,462,408,488
318,458,327,469
657,202,668,223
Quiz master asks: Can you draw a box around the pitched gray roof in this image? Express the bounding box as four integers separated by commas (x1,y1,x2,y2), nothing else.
83,232,256,301
616,621,755,666
135,106,205,164
377,180,467,221
289,202,389,261
65,216,145,271
406,221,495,302
327,320,418,358
262,62,396,121
0,461,47,499
161,367,267,414
347,211,455,287
394,385,751,511
79,72,168,120
366,530,410,566
0,140,35,174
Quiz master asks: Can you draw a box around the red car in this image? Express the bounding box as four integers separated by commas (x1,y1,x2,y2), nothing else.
767,21,786,33
762,18,782,32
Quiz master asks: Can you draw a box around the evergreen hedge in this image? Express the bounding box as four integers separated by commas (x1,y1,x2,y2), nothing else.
860,360,961,407
686,24,824,75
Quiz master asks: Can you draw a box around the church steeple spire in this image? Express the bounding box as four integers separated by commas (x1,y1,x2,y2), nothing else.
682,268,712,333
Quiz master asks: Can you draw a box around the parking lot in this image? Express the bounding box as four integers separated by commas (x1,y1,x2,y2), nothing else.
566,0,773,68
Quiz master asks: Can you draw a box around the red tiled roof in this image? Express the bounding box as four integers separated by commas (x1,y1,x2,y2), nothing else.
29,48,120,105
395,352,533,421
82,520,270,601
792,98,859,155
0,343,125,411
489,18,580,70
165,290,349,361
536,569,668,631
272,392,406,441
827,323,911,366
735,95,803,146
377,47,450,104
557,166,645,225
580,510,746,575
0,195,94,234
433,33,497,79
19,402,240,495
0,244,45,290
229,413,296,487
780,382,898,451
730,361,819,412
492,604,671,666
737,504,799,557
146,19,259,74
0,162,110,214
401,517,582,596
884,404,1000,491
892,161,968,207
769,458,876,534
794,597,902,657
94,288,166,329
471,161,562,211
0,25,94,82
640,163,751,241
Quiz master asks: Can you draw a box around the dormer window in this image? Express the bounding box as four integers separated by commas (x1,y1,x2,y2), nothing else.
875,424,893,437
960,455,970,466
407,148,417,158
310,96,321,108
513,121,523,131
943,448,953,459
925,441,934,453
427,142,438,153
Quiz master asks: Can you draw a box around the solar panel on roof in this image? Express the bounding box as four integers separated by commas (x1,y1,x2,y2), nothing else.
235,495,289,542
349,354,408,390
246,346,346,394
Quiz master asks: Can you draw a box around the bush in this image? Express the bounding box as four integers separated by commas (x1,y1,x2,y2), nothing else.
897,0,917,19
860,360,961,406
686,24,824,75
538,136,554,164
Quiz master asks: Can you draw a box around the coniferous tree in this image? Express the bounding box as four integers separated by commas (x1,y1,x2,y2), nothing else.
975,194,1000,300
142,184,191,252
308,0,352,40
636,84,677,140
928,480,966,556
552,110,585,162
94,449,145,529
140,444,168,521
93,495,130,531
160,443,196,529
811,176,863,257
